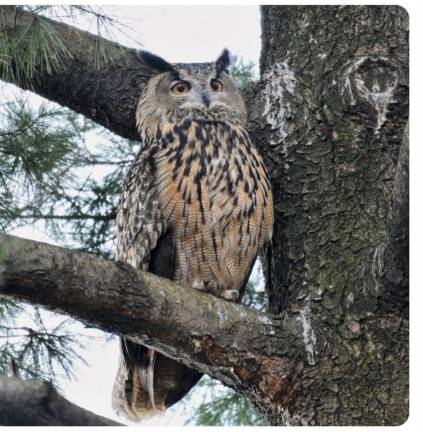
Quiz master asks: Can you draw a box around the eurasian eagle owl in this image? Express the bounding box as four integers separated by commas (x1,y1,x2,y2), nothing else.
112,49,273,421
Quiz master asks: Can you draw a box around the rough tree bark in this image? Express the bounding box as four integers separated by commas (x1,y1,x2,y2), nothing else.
249,5,409,425
0,5,408,426
0,232,306,404
0,5,146,141
0,375,122,426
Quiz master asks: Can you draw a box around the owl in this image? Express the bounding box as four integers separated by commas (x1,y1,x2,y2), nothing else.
112,49,274,421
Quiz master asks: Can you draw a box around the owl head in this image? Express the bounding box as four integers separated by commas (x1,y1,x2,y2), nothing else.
135,49,247,140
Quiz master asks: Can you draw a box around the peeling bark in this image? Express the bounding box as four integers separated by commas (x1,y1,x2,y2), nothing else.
0,375,121,425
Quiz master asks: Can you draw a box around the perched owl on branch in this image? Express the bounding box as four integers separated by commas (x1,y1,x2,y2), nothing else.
112,49,273,421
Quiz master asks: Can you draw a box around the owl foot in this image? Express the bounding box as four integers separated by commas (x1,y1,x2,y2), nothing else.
192,278,206,290
222,289,239,302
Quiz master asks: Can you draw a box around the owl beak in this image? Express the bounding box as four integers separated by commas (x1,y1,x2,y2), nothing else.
201,91,210,107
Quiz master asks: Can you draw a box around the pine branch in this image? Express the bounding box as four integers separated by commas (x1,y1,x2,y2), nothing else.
0,5,150,141
0,233,306,408
0,375,121,425
0,6,256,144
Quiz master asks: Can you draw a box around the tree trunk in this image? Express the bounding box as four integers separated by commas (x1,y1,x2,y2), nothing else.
249,5,409,425
0,5,408,426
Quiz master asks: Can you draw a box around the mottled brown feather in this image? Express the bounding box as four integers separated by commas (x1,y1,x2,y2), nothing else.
113,57,273,422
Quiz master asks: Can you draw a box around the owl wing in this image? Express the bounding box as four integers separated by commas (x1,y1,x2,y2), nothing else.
115,149,164,269
113,147,169,419
113,147,201,420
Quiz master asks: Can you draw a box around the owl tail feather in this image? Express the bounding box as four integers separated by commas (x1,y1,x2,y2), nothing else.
112,337,203,422
139,349,157,410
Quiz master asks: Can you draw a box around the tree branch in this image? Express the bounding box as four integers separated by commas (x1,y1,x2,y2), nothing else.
0,233,306,408
1,6,258,147
0,375,121,425
0,5,147,141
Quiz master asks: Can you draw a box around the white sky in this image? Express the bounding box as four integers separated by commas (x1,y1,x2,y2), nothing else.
106,5,261,63
5,5,261,427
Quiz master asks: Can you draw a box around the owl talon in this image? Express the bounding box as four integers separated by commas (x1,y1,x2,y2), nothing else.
222,290,239,302
192,279,206,290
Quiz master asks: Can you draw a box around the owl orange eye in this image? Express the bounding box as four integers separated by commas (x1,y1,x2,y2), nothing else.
210,79,224,92
171,81,191,95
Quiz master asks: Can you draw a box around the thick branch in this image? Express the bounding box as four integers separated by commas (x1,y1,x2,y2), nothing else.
0,6,147,141
0,7,256,143
0,233,306,408
0,375,121,426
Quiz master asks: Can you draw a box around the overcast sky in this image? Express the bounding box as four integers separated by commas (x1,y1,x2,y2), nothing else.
7,5,262,426
99,5,261,63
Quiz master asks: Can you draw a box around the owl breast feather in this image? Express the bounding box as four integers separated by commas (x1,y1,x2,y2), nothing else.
151,118,273,298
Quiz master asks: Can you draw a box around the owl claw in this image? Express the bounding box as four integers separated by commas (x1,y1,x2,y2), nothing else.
192,279,206,290
147,350,157,411
222,289,239,301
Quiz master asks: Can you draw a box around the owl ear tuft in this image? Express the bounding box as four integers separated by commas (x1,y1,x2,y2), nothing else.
215,48,231,76
135,50,176,74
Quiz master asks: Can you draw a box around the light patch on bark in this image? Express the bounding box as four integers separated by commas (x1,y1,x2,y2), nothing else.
233,302,249,320
311,286,323,301
214,298,229,326
371,245,385,293
280,408,293,426
258,314,276,335
277,406,312,427
342,56,368,104
258,314,273,325
354,70,398,134
336,162,357,175
262,61,296,156
296,299,317,365
346,292,354,307
341,56,398,134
